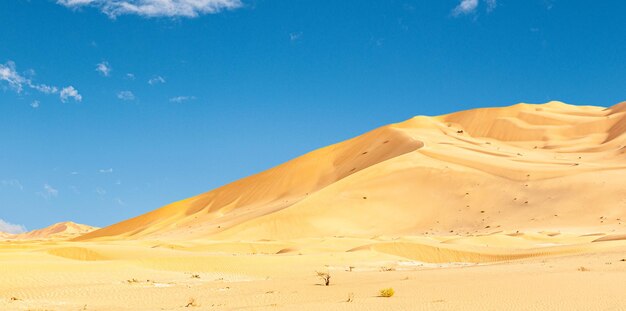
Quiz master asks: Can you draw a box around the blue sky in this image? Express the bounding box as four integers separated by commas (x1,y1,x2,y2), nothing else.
1,0,625,232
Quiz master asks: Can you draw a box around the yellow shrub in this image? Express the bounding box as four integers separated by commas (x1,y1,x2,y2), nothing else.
379,288,394,297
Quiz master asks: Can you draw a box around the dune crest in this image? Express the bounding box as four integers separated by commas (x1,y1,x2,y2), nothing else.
1,222,98,241
75,101,626,241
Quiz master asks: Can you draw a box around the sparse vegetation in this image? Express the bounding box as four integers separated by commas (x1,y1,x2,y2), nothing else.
578,266,590,272
185,297,198,308
126,278,139,284
380,266,395,272
379,288,395,297
191,274,200,279
346,292,354,302
317,271,331,286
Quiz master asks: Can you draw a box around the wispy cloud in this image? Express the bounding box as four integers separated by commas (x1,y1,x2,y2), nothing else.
96,61,112,77
60,86,82,102
289,32,302,42
169,96,196,103
117,91,135,101
148,76,165,85
452,0,479,16
452,0,497,16
99,168,113,173
1,179,24,191
0,61,80,102
37,183,59,200
56,0,243,18
0,219,26,234
30,100,40,108
125,73,135,80
95,187,107,196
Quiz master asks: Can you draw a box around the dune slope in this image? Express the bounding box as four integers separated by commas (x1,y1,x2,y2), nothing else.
2,222,98,241
76,101,626,241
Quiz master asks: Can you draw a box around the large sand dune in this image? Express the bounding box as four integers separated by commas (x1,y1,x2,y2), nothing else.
76,101,626,241
3,101,626,310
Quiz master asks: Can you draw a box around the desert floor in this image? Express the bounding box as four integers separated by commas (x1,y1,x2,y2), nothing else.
2,229,626,310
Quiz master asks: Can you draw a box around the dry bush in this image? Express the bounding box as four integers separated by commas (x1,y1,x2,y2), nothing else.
379,288,395,297
185,297,198,308
346,292,354,302
316,271,331,286
578,266,590,272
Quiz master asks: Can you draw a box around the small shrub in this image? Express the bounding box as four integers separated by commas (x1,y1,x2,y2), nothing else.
346,292,354,302
578,266,590,272
191,274,200,279
316,271,331,286
379,288,395,297
185,298,198,308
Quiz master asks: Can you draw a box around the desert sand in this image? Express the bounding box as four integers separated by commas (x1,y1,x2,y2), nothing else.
2,101,626,310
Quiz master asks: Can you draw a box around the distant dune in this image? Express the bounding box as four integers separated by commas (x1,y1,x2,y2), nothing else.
74,101,626,242
1,222,98,241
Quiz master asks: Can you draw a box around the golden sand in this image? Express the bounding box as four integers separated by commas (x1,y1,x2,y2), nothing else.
2,101,626,310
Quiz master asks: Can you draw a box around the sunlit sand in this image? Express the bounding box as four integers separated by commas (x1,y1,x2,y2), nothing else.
2,102,626,310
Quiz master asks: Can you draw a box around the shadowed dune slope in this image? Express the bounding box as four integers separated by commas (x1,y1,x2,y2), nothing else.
75,101,626,241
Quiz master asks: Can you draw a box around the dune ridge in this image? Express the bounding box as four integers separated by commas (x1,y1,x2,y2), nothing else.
75,101,626,242
1,222,98,241
3,101,626,310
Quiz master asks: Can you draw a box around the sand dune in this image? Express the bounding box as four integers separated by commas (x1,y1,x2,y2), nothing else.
1,222,98,241
76,101,626,241
3,101,626,310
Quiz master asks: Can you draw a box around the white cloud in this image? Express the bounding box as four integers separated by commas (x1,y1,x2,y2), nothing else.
60,86,83,102
0,61,71,101
452,0,478,16
96,187,107,196
99,168,113,173
148,76,165,85
117,90,135,100
125,73,135,80
169,95,195,103
31,100,40,108
1,179,24,191
96,61,112,77
56,0,243,18
0,219,26,234
0,61,27,92
289,32,302,42
452,0,497,16
38,183,59,200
